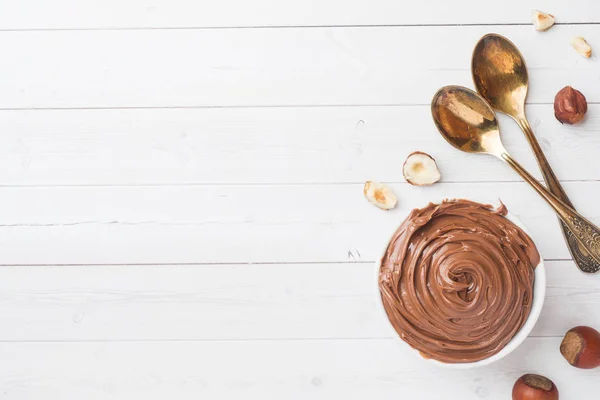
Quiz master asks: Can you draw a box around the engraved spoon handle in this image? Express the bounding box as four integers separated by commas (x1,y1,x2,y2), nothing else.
501,152,600,268
517,118,599,273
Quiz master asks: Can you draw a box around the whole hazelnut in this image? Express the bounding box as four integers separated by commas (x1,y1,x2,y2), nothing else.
560,326,600,369
512,374,559,400
554,86,587,124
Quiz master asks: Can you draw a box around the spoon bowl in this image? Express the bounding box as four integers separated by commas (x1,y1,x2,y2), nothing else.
472,34,528,118
431,86,505,157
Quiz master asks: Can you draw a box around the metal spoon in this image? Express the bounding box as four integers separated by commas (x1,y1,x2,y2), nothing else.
431,85,600,267
472,33,598,273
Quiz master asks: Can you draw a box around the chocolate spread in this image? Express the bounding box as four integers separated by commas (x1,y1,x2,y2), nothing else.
378,199,540,363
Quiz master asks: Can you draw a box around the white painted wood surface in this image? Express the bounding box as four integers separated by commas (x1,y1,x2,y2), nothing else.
1,25,599,109
2,0,599,28
0,1,599,399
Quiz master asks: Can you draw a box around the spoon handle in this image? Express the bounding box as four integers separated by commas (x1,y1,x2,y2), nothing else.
516,118,600,273
516,118,571,203
501,152,600,269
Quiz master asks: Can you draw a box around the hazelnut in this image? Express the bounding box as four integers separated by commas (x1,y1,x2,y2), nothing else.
363,181,397,210
402,151,441,186
571,36,592,58
554,86,587,124
532,10,555,32
560,326,600,369
512,374,559,400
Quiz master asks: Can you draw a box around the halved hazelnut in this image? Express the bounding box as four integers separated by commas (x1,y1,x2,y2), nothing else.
532,10,555,31
571,36,592,58
363,181,397,210
402,152,441,186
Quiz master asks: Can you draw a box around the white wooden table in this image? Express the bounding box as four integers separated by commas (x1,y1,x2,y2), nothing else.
0,1,599,398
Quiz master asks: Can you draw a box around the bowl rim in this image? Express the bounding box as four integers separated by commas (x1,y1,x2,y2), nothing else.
375,199,546,369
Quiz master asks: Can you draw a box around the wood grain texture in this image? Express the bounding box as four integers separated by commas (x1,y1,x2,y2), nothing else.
0,182,597,264
0,105,598,185
2,2,600,398
0,338,595,399
0,261,595,342
1,0,598,29
0,25,598,109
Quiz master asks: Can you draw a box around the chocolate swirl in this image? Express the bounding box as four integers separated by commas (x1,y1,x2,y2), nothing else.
379,199,540,363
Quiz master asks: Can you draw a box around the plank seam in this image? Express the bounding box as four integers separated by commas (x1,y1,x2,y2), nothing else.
0,336,563,343
0,259,572,267
0,22,599,32
1,102,596,111
0,180,597,188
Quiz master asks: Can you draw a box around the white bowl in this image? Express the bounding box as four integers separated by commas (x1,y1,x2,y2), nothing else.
376,200,546,369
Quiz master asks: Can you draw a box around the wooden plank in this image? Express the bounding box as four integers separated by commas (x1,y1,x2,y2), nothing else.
0,25,598,108
0,105,598,185
0,182,597,264
1,1,598,29
0,338,594,399
0,261,595,342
